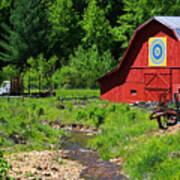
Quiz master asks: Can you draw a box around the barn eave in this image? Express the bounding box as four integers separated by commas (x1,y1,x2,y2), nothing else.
97,16,180,82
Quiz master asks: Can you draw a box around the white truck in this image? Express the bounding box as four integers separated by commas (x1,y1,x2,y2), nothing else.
0,81,11,95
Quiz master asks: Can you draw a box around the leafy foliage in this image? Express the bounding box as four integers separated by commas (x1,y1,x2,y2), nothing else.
53,45,115,88
1,0,180,87
75,105,106,128
124,132,180,179
23,54,58,90
81,0,112,53
48,0,81,59
1,65,20,83
111,0,180,50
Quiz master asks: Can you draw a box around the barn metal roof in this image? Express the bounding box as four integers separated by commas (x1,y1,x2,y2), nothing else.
97,16,180,81
154,16,180,40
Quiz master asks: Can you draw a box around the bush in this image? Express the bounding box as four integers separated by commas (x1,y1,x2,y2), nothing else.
53,45,115,89
74,104,106,128
53,66,78,89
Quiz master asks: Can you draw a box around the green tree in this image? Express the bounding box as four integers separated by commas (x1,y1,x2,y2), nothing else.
0,0,15,10
53,45,114,88
0,0,16,62
26,54,58,90
72,0,88,17
1,64,20,81
0,0,11,23
0,0,49,69
48,0,81,60
111,0,180,54
81,0,112,53
96,0,124,27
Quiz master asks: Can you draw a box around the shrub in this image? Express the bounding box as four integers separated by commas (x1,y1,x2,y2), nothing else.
53,45,115,89
91,108,105,127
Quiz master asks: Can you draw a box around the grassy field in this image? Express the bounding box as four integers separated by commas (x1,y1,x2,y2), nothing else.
56,90,180,180
0,97,64,152
0,89,179,179
88,104,180,179
0,89,100,153
55,89,100,97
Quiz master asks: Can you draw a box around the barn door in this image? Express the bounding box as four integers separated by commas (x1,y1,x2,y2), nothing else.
144,72,171,102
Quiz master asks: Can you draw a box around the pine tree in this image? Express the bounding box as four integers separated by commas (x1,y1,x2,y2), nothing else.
0,0,49,69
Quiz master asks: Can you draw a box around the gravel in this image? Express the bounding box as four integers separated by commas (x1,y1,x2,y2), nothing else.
5,150,85,180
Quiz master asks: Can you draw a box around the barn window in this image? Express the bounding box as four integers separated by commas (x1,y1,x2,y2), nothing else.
131,89,137,95
178,89,180,94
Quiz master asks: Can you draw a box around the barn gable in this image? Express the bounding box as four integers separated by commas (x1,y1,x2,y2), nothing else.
98,16,180,103
153,16,180,40
98,16,180,81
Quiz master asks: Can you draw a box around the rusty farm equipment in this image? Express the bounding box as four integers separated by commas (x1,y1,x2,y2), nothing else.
150,93,180,130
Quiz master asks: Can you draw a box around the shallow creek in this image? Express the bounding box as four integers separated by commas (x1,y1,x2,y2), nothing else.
62,130,127,180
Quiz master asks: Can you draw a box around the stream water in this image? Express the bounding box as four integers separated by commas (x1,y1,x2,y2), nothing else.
62,130,127,180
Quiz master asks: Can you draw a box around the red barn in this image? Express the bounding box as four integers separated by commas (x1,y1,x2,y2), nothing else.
97,16,180,103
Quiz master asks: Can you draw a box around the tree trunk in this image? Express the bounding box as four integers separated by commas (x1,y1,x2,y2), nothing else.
28,72,30,94
39,74,41,95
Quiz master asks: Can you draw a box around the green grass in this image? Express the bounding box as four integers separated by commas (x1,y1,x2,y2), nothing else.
0,89,99,177
24,88,100,97
53,92,180,180
88,104,156,158
0,97,64,152
124,132,180,179
0,89,100,152
0,89,179,179
55,89,100,97
86,103,180,180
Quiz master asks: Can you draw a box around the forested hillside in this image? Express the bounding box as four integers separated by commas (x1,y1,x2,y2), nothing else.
0,0,180,88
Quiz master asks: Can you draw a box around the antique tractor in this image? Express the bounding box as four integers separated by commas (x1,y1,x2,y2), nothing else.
150,93,179,130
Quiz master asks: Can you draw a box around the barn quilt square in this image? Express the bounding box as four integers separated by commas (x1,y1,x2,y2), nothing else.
148,37,167,66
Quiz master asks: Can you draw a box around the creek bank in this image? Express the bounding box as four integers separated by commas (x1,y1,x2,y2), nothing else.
43,120,100,135
5,130,126,180
61,130,127,180
45,120,127,179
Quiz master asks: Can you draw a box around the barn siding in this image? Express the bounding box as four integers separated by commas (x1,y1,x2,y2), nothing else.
131,21,178,67
99,18,180,103
172,69,180,100
122,82,144,103
101,86,123,102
